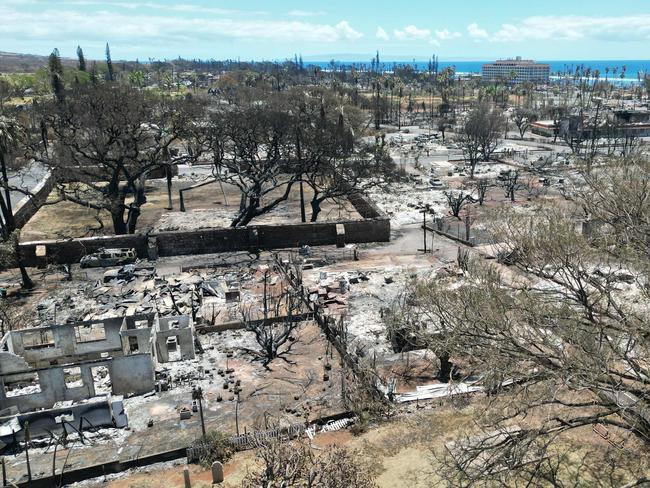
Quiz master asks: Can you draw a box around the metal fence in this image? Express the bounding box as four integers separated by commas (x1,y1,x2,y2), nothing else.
186,423,306,463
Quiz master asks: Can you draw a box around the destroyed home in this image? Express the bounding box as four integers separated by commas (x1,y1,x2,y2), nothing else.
0,14,649,487
0,313,193,444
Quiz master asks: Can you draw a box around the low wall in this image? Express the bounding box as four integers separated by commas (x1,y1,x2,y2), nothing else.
18,193,390,266
154,217,389,257
19,234,149,267
0,398,125,446
9,411,353,488
425,225,475,247
347,191,384,219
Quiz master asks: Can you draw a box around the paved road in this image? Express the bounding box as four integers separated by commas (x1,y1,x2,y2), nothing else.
6,161,48,210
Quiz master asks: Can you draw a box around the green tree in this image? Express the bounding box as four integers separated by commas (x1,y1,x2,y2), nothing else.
48,48,64,101
128,70,145,88
76,45,86,72
0,77,12,113
105,42,114,82
89,61,98,84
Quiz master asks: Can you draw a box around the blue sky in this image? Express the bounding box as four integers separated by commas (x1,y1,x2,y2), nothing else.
1,0,649,61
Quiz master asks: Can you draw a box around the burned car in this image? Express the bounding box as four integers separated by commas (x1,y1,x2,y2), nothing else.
80,248,137,268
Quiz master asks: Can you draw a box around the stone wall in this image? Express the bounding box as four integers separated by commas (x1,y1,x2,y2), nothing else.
19,234,149,267
347,191,384,219
109,354,155,396
18,193,390,266
0,397,127,445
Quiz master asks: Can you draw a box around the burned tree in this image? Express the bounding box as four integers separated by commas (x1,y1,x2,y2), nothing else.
241,270,303,367
499,170,522,202
205,93,300,227
302,134,394,222
389,157,650,485
242,438,377,488
34,84,200,234
457,113,482,179
444,190,474,219
470,177,492,206
0,230,33,289
383,277,454,382
457,103,504,177
477,105,505,162
512,106,538,139
0,115,34,288
288,90,392,222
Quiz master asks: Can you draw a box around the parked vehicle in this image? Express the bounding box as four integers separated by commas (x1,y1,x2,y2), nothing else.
80,248,137,268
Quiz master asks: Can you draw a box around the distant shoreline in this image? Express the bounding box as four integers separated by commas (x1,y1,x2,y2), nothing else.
304,59,650,77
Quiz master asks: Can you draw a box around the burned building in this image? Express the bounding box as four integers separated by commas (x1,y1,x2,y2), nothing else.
0,314,194,446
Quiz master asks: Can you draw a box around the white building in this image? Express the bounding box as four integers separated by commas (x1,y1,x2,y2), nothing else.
482,57,550,84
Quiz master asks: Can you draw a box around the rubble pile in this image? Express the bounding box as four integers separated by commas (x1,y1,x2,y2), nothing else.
34,262,292,326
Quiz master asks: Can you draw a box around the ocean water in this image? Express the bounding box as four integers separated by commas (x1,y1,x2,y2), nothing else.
308,60,650,82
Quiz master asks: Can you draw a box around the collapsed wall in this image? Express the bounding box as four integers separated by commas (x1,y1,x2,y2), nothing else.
0,313,194,414
0,355,154,412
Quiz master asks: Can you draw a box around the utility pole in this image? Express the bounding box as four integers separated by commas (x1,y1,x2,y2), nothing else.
422,207,427,253
192,386,206,438
165,164,173,210
419,205,431,254
235,392,240,436
24,421,32,483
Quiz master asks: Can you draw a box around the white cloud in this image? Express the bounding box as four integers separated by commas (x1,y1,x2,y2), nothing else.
479,15,650,43
467,22,488,39
394,25,431,41
65,1,257,15
393,25,459,45
376,26,389,41
288,10,325,17
435,29,461,41
335,21,363,41
0,6,362,46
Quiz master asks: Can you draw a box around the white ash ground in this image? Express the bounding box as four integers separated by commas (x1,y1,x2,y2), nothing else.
302,259,446,358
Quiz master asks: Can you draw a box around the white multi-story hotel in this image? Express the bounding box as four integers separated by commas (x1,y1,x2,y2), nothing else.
482,57,550,84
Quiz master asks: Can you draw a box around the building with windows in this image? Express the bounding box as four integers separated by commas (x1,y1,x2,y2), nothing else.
482,57,550,84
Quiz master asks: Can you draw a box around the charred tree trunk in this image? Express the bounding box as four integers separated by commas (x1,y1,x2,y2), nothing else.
0,155,15,234
438,351,452,383
126,184,146,234
310,197,322,222
14,239,33,290
111,211,127,235
165,165,173,210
